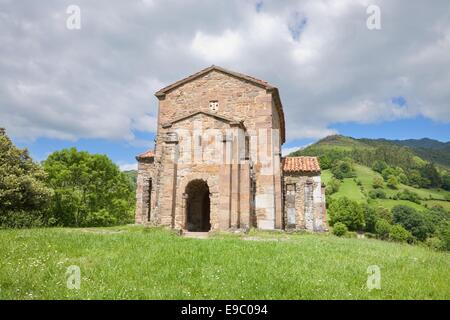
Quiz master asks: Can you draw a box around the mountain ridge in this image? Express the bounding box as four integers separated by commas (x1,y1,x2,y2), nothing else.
291,135,450,169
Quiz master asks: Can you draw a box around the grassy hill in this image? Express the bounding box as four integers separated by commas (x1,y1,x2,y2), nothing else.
322,164,450,212
291,135,450,213
0,226,449,299
292,135,450,169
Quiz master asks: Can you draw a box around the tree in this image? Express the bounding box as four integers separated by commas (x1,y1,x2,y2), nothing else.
397,189,421,204
369,189,387,199
363,205,378,233
42,148,135,227
331,158,355,180
435,221,450,251
386,175,399,189
372,160,388,174
328,197,365,231
325,177,341,195
318,154,333,170
0,129,52,228
441,173,450,191
392,205,434,241
389,224,412,243
408,169,429,188
420,163,441,188
376,206,392,223
372,176,384,189
332,222,348,237
375,219,392,240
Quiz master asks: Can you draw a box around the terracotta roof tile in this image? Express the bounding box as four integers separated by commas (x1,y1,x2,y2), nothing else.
283,156,321,173
136,150,155,160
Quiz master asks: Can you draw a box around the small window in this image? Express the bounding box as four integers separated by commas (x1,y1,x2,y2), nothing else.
209,100,219,112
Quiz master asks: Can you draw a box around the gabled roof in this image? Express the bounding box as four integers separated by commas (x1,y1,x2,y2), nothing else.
162,110,244,129
136,150,154,161
155,65,276,97
283,156,321,174
154,65,286,143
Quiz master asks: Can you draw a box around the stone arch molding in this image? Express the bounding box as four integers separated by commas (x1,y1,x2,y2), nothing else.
177,172,220,231
179,173,219,196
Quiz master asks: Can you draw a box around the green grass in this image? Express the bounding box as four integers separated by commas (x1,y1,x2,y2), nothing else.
0,226,449,300
371,199,426,211
425,200,450,212
321,169,333,185
322,167,366,203
332,178,366,202
322,164,450,212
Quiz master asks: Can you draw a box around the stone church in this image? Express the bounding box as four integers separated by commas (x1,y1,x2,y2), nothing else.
135,66,327,232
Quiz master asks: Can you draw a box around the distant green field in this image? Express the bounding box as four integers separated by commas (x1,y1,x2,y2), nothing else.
322,169,365,202
371,199,426,211
0,226,449,300
321,164,450,212
425,200,450,211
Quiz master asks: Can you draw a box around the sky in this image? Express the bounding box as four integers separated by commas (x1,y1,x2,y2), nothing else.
1,0,449,170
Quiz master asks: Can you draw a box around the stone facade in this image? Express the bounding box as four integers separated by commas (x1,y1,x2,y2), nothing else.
135,66,326,232
283,173,327,231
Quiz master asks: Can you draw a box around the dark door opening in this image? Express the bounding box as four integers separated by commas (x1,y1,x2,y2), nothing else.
185,179,211,232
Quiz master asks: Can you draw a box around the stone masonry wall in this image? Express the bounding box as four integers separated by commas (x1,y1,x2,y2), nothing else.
283,173,327,231
150,70,283,230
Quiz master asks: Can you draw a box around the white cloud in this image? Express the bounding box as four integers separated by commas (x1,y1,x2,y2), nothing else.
190,30,243,63
119,163,138,171
0,0,449,145
282,145,310,156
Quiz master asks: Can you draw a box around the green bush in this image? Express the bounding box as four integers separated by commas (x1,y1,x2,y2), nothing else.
0,129,52,228
389,224,412,243
435,221,450,251
328,197,365,231
392,205,434,241
376,206,393,223
425,237,444,251
397,189,421,204
372,176,384,189
84,209,117,227
375,219,392,240
332,222,348,237
43,148,135,227
386,175,399,189
325,177,341,195
369,189,387,199
363,205,378,233
372,160,388,174
331,159,355,180
0,210,44,229
442,173,450,191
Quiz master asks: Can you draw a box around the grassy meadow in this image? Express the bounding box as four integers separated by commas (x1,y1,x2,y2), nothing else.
0,225,449,300
321,164,450,211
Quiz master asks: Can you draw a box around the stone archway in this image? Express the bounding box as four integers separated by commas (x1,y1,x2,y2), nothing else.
185,179,211,232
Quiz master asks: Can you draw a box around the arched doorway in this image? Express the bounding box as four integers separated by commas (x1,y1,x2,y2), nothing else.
185,179,211,232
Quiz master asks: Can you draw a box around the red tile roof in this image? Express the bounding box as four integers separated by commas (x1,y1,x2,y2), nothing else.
136,150,155,161
283,156,321,173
